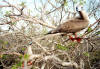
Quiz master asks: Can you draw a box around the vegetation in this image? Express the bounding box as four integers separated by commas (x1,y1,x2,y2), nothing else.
0,0,100,69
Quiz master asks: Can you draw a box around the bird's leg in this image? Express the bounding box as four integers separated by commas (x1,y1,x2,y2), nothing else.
74,33,77,38
74,33,82,43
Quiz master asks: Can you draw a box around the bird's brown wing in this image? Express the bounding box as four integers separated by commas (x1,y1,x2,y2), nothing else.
56,19,89,33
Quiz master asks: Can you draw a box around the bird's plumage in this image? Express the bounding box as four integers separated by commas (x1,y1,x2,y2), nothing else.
47,7,89,34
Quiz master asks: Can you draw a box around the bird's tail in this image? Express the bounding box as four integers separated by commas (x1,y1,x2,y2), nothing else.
44,30,54,35
45,29,58,35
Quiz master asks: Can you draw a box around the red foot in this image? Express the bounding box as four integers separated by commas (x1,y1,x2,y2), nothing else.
27,61,33,65
22,61,33,68
22,62,24,69
69,35,75,41
69,35,82,43
75,37,82,43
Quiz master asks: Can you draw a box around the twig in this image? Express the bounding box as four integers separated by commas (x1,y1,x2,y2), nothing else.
0,52,21,56
0,21,11,25
82,18,100,37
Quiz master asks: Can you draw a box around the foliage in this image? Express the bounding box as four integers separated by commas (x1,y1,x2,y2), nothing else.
24,54,29,60
5,11,11,15
56,44,69,51
83,52,90,57
42,27,48,34
87,27,92,33
0,40,9,45
96,31,100,35
20,2,26,7
11,65,17,69
67,42,77,47
0,0,100,69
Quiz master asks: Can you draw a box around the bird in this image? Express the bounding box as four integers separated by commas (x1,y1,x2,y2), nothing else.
46,5,89,42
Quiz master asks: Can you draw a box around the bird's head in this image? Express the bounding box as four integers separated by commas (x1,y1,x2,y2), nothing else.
76,4,83,12
76,4,89,21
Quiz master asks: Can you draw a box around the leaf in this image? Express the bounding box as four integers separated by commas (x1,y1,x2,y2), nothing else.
11,65,17,69
45,11,49,14
80,1,83,5
0,40,4,44
2,55,7,59
11,22,17,25
0,54,3,58
5,11,11,15
64,2,67,6
56,44,68,51
42,28,47,34
16,61,22,67
67,42,77,47
83,52,90,57
80,0,86,5
24,54,29,60
4,41,9,45
22,48,25,51
0,40,9,45
87,27,92,33
52,20,55,25
96,31,100,35
19,55,23,59
73,0,77,3
20,2,25,7
55,0,60,2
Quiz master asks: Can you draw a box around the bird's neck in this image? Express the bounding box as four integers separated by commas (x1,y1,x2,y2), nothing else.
79,11,89,21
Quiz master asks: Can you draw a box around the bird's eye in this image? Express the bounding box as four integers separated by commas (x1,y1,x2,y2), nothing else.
76,7,78,11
